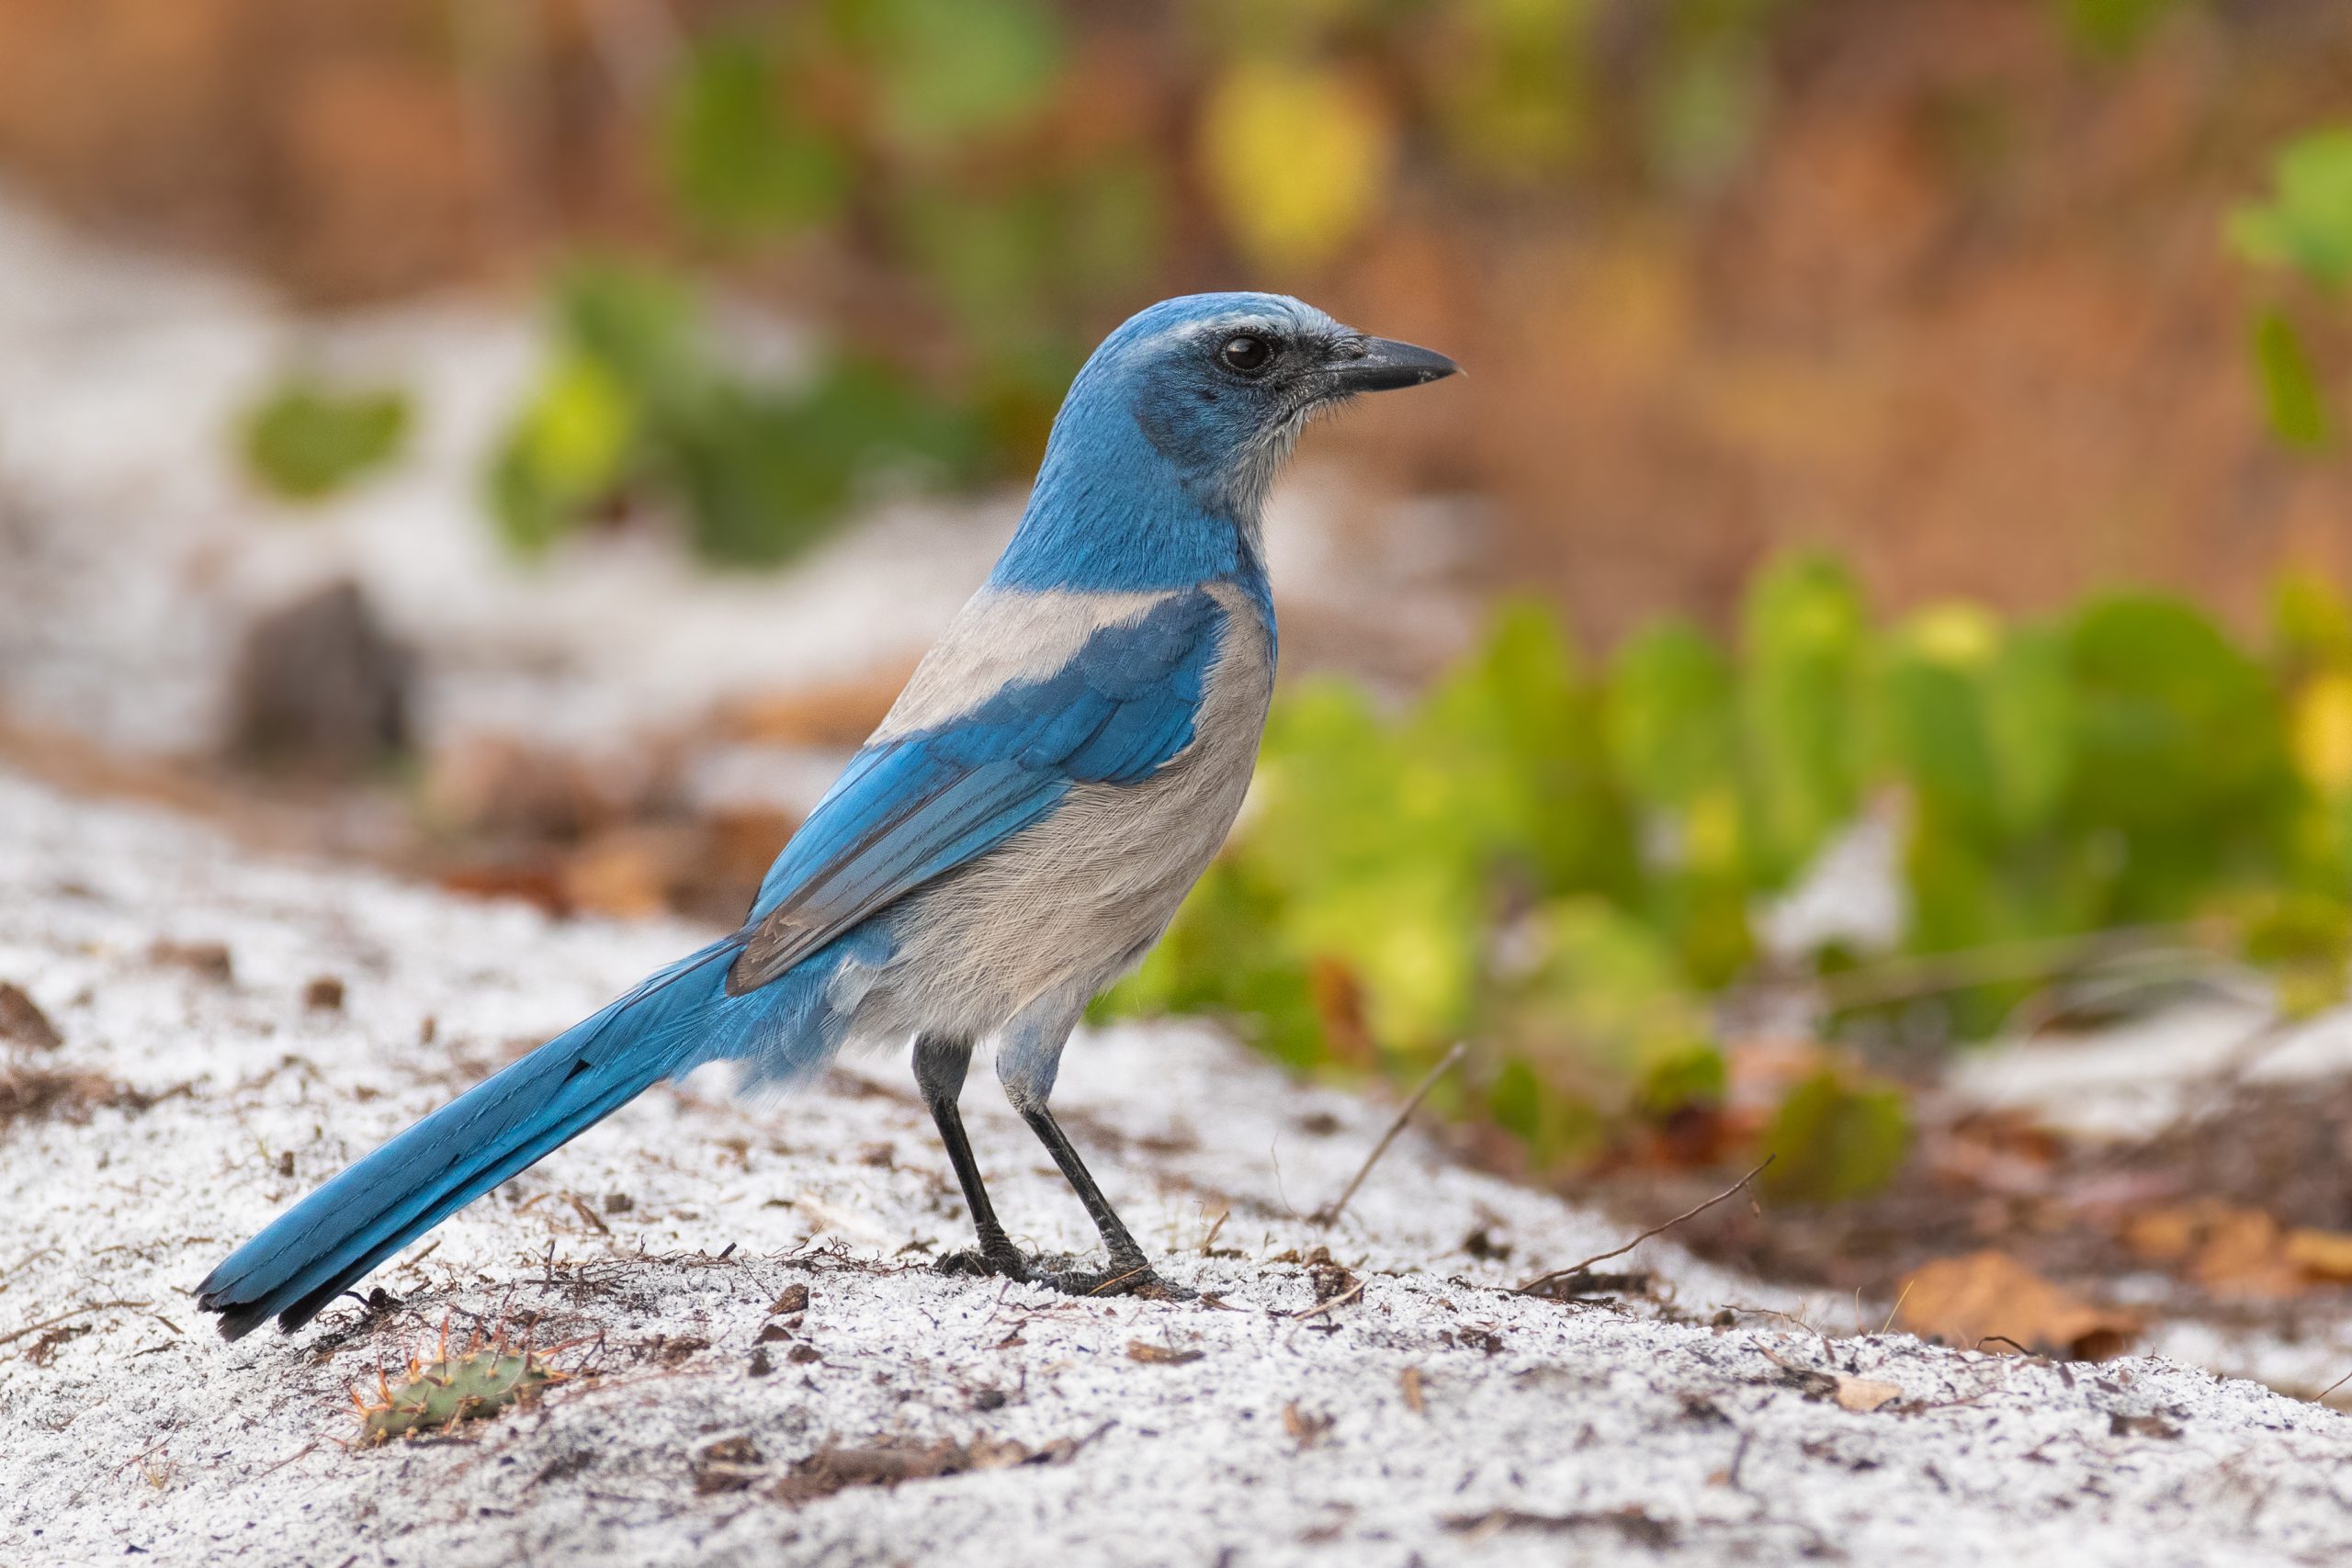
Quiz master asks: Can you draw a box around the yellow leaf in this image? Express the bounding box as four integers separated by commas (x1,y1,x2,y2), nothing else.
1908,603,2001,670
2293,672,2352,795
1197,62,1396,272
521,352,633,495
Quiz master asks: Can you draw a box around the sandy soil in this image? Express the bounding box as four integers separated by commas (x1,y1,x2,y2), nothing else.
8,769,2352,1567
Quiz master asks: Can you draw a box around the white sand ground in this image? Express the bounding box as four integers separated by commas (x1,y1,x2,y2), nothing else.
10,772,2352,1567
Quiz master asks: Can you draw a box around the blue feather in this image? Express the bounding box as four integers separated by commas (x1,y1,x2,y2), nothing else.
731,592,1226,987
197,931,879,1337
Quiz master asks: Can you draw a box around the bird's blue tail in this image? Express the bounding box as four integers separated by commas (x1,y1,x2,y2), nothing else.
199,934,852,1339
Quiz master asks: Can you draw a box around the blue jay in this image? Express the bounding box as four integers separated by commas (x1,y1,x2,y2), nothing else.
198,293,1457,1337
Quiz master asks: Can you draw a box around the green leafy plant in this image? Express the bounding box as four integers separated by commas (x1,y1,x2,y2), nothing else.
491,261,987,566
2232,129,2352,293
240,379,410,502
1105,551,2352,1201
2231,127,2352,454
652,2,1152,460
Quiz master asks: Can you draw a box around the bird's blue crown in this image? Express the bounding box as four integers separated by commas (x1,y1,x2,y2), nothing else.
989,292,1348,598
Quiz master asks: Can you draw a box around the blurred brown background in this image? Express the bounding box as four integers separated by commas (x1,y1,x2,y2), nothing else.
1,0,2346,642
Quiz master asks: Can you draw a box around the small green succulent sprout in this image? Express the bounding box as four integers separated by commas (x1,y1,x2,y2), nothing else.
352,1337,564,1444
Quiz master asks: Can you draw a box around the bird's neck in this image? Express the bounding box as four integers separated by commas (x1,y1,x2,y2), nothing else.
989,399,1267,601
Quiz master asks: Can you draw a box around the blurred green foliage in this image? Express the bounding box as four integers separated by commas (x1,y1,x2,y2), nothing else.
489,0,2245,565
657,1,1155,455
1101,555,2352,1199
2057,0,2199,61
491,262,986,565
468,11,2352,1201
570,0,1844,559
2250,307,2332,451
241,378,410,502
2232,128,2352,293
1761,1067,1909,1202
2231,126,2352,454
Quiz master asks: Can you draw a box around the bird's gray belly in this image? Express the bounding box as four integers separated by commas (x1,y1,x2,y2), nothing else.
850,601,1272,1043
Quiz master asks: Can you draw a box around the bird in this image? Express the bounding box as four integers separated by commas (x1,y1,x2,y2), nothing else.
197,292,1458,1338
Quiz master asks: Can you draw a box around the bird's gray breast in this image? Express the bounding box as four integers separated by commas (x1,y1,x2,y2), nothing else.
862,580,1274,1040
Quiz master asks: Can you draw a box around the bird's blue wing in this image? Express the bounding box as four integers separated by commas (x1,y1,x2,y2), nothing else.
727,590,1227,992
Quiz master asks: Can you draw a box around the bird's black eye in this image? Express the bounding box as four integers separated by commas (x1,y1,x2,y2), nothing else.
1219,333,1274,376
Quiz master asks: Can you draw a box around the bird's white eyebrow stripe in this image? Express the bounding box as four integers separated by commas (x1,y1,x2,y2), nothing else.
1127,311,1323,357
869,587,1179,741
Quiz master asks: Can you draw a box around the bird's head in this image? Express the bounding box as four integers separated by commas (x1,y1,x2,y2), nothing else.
1077,292,1458,517
999,293,1458,592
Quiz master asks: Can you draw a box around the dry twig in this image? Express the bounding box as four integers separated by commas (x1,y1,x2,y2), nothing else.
1514,1158,1772,1296
1312,1043,1466,1227
1290,1278,1367,1323
0,1299,152,1349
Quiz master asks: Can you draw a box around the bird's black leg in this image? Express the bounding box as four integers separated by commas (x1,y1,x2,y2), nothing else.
914,1034,1028,1281
1016,1102,1194,1301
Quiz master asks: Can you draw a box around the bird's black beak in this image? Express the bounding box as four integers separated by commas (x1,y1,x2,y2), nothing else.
1324,335,1462,394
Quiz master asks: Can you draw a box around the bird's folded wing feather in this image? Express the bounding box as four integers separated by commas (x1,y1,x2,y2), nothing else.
727,590,1227,993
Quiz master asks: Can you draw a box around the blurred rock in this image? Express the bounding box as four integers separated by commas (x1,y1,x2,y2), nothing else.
0,981,61,1049
227,580,413,778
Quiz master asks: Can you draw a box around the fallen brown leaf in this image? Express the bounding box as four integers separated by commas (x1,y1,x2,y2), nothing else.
0,982,62,1049
1758,1348,1899,1411
148,940,232,983
435,863,570,917
2286,1228,2352,1282
2188,1207,2304,1299
769,1427,1100,1506
718,664,914,748
1125,1340,1204,1366
1283,1402,1332,1450
2122,1200,2309,1298
1833,1376,1902,1414
1442,1506,1676,1547
2121,1203,2206,1265
560,828,688,919
693,1435,766,1494
1305,1247,1359,1303
1896,1250,2140,1360
0,1066,157,1131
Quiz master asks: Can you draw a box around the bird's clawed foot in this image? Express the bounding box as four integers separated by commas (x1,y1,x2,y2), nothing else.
934,1238,1032,1282
1031,1255,1197,1301
934,1245,1194,1300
